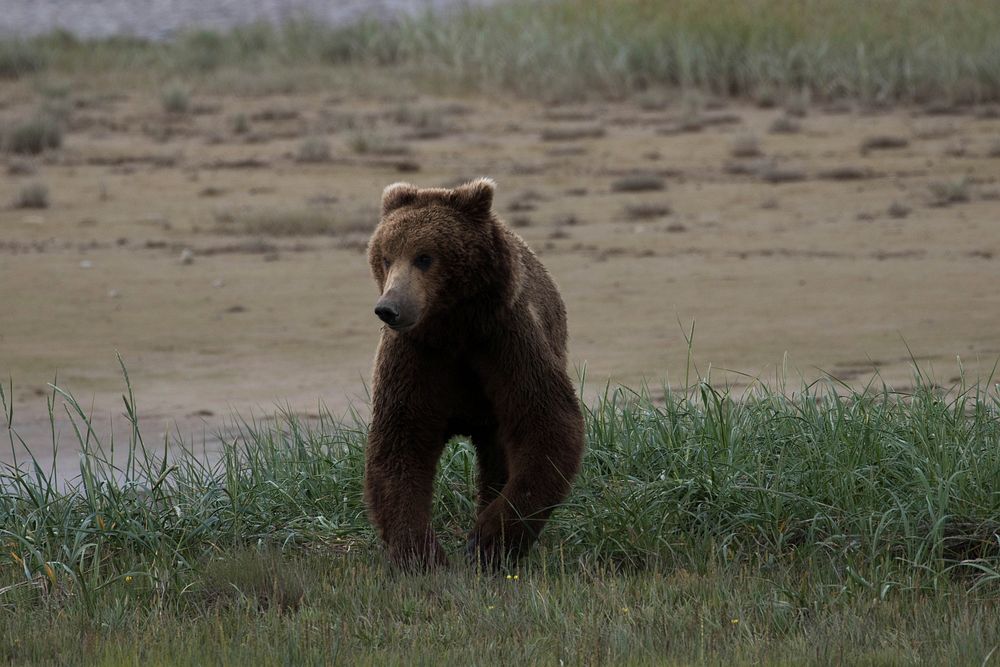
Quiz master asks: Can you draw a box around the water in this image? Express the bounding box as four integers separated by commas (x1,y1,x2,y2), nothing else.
0,0,494,40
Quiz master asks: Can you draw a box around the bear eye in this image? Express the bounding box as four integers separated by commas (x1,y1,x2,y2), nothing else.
382,257,391,270
413,254,433,271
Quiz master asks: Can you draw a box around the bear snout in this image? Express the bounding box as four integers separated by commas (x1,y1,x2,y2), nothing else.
374,302,400,326
374,294,419,330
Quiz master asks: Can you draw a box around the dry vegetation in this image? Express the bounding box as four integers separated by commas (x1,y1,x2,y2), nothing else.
1,0,999,104
12,182,49,209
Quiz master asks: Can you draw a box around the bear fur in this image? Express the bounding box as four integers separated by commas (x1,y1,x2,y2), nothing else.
364,177,585,569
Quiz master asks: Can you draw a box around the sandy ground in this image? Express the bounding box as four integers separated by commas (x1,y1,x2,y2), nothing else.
2,72,999,477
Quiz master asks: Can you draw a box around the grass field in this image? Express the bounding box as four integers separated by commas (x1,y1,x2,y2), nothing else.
2,0,1000,103
2,365,1000,664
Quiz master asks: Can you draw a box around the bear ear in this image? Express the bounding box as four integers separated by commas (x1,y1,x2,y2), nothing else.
381,182,419,216
449,177,496,219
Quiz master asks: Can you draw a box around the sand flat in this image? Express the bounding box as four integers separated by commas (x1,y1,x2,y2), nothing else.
2,83,999,473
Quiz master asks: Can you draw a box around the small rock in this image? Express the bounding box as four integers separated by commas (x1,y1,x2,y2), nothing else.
108,289,120,299
80,260,93,269
179,248,194,265
212,278,225,288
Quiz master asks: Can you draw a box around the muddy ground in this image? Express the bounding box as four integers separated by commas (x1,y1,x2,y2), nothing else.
2,71,999,476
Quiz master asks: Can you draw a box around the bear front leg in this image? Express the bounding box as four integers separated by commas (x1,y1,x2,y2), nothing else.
365,427,448,570
469,390,584,568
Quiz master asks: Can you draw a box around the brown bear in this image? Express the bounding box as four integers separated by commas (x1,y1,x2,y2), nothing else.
364,177,585,570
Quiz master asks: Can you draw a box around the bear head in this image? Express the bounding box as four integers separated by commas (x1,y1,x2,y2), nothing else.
367,177,509,333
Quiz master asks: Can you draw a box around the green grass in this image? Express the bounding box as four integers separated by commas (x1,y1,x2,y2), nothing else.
4,0,1000,103
2,360,1000,663
4,552,999,665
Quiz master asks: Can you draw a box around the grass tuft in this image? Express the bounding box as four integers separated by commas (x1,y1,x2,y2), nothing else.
0,40,46,79
623,202,672,220
348,131,411,156
610,173,666,192
161,83,191,114
295,136,332,163
817,165,873,181
3,115,63,155
928,178,971,206
888,201,912,218
759,164,807,184
768,115,801,134
13,182,49,209
730,133,762,158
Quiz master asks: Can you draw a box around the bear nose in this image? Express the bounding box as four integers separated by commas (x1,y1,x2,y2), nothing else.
374,304,399,325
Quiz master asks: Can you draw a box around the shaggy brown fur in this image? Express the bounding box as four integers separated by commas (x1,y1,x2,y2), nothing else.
364,177,585,570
